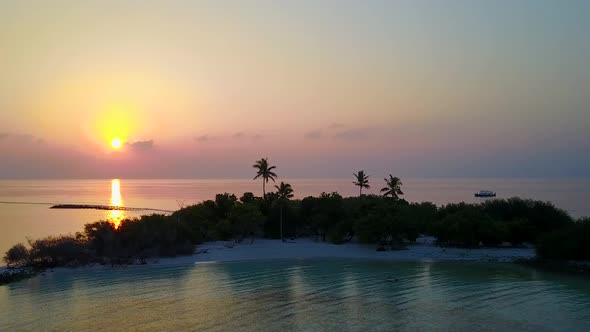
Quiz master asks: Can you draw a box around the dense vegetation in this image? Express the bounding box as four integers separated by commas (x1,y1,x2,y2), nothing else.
536,218,590,261
3,159,587,279
3,194,584,272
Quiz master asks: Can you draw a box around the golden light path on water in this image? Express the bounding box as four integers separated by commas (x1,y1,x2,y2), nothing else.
107,179,126,229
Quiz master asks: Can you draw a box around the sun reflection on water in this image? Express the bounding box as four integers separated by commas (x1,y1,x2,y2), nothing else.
107,179,126,229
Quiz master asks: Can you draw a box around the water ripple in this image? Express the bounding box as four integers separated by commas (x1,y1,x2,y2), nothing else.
1,259,590,331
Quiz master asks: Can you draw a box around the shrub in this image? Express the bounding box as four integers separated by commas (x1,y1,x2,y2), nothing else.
478,220,509,247
215,193,238,219
3,243,29,268
327,219,353,244
433,208,488,247
506,219,535,246
536,219,590,260
228,203,264,242
481,197,573,239
27,235,90,268
240,192,258,203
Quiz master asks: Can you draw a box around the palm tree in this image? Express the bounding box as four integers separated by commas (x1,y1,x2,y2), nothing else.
275,182,294,242
381,175,404,199
353,170,370,196
275,182,294,200
253,158,278,198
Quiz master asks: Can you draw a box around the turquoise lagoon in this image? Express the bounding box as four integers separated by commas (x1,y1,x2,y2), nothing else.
1,259,589,331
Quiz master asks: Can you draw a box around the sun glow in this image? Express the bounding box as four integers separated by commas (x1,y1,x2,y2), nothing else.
111,138,122,149
95,102,139,151
107,179,126,229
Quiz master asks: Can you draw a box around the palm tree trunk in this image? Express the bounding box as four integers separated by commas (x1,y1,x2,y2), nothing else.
262,179,266,198
359,186,362,197
280,205,284,242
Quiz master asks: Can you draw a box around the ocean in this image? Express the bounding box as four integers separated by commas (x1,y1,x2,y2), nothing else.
1,178,589,255
2,259,590,331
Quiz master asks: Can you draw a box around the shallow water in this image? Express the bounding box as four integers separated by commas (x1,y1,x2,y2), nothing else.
1,178,589,255
1,259,589,331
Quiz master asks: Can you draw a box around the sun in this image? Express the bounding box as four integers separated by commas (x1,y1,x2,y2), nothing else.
111,138,122,149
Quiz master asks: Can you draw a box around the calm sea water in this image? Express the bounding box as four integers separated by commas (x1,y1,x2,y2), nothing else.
1,259,589,331
1,178,589,255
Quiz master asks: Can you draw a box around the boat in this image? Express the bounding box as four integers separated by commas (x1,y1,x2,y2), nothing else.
474,190,496,197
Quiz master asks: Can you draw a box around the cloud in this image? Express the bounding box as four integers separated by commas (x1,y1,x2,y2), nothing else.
232,131,262,140
329,123,345,129
334,128,370,141
233,132,245,139
304,129,322,139
126,140,154,151
195,135,209,142
193,132,261,143
0,132,44,144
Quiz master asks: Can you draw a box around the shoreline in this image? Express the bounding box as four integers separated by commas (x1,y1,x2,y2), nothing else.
191,237,536,264
3,237,579,284
1,237,535,280
5,238,587,286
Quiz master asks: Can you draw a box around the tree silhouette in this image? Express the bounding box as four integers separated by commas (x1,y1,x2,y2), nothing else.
275,182,294,200
353,170,370,196
380,175,404,199
275,182,294,241
253,158,277,198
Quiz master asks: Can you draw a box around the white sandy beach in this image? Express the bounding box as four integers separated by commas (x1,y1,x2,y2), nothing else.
191,237,535,264
0,237,535,275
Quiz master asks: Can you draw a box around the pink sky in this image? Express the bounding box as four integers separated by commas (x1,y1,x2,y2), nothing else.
1,1,589,178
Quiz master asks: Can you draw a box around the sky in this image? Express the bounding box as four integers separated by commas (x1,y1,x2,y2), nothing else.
0,0,589,179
